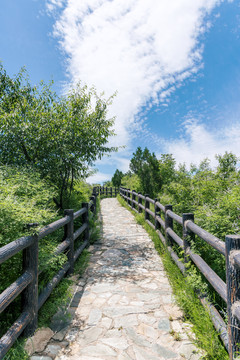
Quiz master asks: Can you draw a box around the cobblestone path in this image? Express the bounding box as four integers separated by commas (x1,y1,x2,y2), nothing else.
56,198,201,360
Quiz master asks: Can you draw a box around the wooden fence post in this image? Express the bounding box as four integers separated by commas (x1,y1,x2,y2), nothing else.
106,187,108,197
132,190,136,210
145,195,149,221
138,193,142,213
165,205,173,247
226,235,240,360
22,234,38,337
155,198,160,230
64,209,74,275
90,195,95,213
128,189,131,206
82,203,89,244
183,213,194,266
93,194,97,214
110,187,112,197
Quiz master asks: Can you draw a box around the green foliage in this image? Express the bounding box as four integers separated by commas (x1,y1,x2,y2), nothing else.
121,173,141,192
73,249,91,276
111,169,124,187
0,165,60,292
129,147,161,197
158,153,176,186
216,152,238,180
165,258,229,360
103,180,112,187
63,179,92,210
38,278,72,328
0,64,117,208
2,340,29,360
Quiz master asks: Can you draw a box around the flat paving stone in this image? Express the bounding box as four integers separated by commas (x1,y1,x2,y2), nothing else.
158,318,171,331
55,198,202,360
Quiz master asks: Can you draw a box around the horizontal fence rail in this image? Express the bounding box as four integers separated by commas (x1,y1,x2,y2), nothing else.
119,187,240,360
0,187,117,359
93,186,119,197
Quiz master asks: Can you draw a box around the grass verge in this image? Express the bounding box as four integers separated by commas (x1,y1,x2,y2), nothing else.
117,194,229,360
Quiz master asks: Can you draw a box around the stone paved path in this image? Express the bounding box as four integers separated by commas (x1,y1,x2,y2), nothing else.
55,198,202,360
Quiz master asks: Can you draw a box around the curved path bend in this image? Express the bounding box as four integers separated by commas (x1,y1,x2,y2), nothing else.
56,198,201,360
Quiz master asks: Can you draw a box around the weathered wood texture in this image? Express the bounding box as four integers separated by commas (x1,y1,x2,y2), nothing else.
226,235,240,360
183,213,194,266
82,203,89,244
22,234,39,337
0,272,33,314
138,193,143,213
165,205,173,247
186,220,225,255
64,209,74,276
38,216,70,240
74,207,87,220
144,195,150,221
132,190,136,210
0,236,34,265
200,296,228,351
73,223,88,241
0,311,31,359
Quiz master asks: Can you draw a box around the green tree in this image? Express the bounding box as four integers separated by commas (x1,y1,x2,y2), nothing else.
0,65,117,207
158,153,176,186
111,169,124,187
129,147,161,197
216,152,238,179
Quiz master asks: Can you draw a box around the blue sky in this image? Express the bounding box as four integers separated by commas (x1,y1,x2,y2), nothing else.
0,0,240,183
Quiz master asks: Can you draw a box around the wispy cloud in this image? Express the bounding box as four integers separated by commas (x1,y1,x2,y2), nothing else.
163,119,240,167
46,0,225,148
86,172,112,184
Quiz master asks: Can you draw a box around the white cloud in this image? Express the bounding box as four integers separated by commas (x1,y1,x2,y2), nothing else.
46,0,226,148
86,172,112,184
45,0,65,13
163,120,240,168
94,154,130,172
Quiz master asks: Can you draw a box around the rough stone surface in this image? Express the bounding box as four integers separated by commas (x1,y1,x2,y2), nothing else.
25,328,54,355
158,318,171,331
45,344,62,356
32,198,202,360
30,356,53,360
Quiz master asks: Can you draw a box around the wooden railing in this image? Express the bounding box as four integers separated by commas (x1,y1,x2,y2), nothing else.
93,186,119,197
0,190,101,359
120,187,240,360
